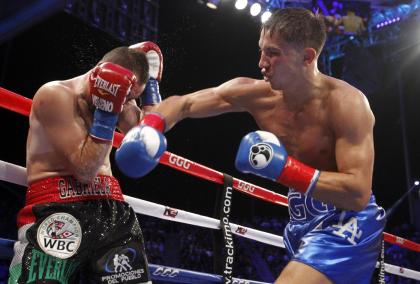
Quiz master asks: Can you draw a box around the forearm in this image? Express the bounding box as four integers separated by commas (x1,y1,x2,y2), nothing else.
69,136,112,183
152,88,235,132
151,95,190,131
311,171,372,211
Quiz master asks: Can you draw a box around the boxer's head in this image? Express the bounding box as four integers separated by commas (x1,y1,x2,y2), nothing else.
258,8,326,90
261,8,326,55
99,47,149,100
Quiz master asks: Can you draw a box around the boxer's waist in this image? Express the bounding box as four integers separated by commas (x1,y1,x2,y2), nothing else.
287,189,377,222
26,175,124,205
287,189,336,222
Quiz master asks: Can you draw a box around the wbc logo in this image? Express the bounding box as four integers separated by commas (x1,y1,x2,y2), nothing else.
37,213,82,259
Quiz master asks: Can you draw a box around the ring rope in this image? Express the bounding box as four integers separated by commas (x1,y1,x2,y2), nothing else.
1,161,420,281
126,194,286,248
0,159,285,248
0,87,419,252
375,262,420,281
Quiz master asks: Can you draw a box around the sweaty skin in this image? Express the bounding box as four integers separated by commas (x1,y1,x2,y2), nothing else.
153,29,374,212
151,29,375,284
26,73,145,184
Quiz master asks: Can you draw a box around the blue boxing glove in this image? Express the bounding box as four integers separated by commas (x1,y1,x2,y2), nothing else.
235,131,320,195
235,131,288,180
115,113,167,178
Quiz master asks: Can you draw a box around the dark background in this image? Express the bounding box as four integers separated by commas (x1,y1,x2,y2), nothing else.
0,0,420,239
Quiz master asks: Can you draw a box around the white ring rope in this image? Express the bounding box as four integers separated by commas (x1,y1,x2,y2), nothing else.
0,160,419,281
125,195,285,248
0,160,26,187
377,262,420,280
385,263,420,280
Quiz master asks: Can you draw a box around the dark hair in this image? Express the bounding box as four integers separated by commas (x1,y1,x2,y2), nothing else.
100,46,149,85
262,8,327,54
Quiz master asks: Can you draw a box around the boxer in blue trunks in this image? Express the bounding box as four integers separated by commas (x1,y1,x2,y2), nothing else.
116,7,386,284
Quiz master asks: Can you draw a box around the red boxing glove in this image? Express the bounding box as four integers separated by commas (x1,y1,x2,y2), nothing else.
89,62,137,114
129,41,163,82
89,62,137,141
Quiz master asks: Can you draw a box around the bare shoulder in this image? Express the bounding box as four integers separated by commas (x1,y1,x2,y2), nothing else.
32,81,76,122
217,77,275,105
219,77,271,93
328,78,372,114
33,81,73,104
224,77,263,85
327,77,374,128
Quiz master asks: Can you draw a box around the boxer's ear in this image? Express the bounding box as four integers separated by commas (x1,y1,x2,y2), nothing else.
303,47,317,66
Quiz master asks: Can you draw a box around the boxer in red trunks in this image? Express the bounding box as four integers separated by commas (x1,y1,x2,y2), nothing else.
8,42,165,284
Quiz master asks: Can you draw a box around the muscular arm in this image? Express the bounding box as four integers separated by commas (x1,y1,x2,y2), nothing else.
152,78,270,131
33,83,111,183
312,90,374,211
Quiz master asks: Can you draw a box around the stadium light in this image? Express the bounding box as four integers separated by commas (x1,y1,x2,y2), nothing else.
261,10,272,23
250,2,262,16
235,0,248,10
206,0,220,9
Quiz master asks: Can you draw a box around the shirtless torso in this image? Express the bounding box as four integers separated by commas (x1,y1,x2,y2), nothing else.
26,74,142,184
145,7,383,284
10,47,153,284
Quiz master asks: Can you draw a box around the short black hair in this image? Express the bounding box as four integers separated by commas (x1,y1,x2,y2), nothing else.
262,8,327,54
100,46,149,85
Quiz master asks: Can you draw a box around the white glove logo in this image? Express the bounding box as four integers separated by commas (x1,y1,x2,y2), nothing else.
249,143,273,169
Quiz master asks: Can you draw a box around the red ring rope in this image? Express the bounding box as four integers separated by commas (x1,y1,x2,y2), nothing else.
0,87,32,116
0,86,419,252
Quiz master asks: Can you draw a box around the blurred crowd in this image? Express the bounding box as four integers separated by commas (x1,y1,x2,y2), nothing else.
321,9,366,36
315,1,368,37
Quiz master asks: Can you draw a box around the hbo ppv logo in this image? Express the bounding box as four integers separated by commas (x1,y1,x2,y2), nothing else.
152,266,179,277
